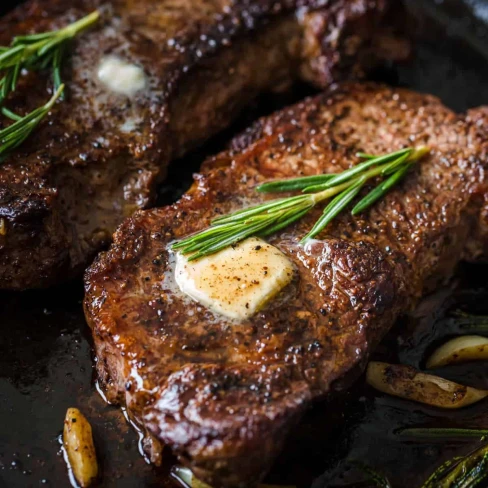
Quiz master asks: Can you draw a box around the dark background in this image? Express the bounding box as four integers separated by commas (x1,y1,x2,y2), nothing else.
1,1,488,488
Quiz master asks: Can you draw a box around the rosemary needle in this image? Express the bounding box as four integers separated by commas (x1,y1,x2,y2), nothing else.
1,107,21,121
351,162,413,215
0,84,64,158
257,173,337,193
0,10,99,102
174,146,430,260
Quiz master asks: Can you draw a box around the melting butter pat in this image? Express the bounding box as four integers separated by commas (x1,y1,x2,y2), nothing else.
175,237,294,320
97,56,146,96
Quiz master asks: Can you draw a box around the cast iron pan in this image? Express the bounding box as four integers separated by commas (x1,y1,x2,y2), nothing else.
1,1,488,487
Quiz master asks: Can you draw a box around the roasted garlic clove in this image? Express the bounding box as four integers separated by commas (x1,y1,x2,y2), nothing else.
63,408,98,487
366,361,488,409
426,335,488,369
171,466,296,488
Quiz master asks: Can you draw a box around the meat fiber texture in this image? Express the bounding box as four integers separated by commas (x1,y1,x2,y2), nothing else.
84,83,488,487
0,0,407,290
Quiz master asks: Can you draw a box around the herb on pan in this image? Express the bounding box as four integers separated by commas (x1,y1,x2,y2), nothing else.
452,311,488,332
0,84,64,159
350,461,393,488
399,428,488,440
0,10,99,101
421,443,488,488
173,146,430,261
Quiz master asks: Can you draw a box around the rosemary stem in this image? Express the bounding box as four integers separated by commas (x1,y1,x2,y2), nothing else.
23,10,100,61
45,84,65,110
311,179,353,204
407,145,430,162
61,11,101,38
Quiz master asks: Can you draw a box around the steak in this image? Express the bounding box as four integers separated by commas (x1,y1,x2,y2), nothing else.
0,0,408,290
84,83,488,486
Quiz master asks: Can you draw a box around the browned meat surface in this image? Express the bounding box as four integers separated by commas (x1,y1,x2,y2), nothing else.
465,106,488,258
84,83,488,487
0,0,407,290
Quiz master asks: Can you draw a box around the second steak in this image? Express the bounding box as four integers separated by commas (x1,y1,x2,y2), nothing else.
0,0,407,289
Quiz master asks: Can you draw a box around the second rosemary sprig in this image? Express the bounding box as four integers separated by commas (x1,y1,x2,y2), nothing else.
0,10,99,102
0,11,99,159
173,146,430,260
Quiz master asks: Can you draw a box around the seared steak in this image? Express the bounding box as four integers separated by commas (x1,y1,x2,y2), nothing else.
84,83,488,486
0,0,407,290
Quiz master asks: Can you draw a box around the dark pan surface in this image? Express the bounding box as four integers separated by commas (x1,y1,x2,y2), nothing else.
1,1,488,487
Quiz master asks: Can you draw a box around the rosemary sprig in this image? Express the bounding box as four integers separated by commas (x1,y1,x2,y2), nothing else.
174,146,429,260
0,10,99,102
453,311,488,332
399,428,488,440
0,11,99,158
421,444,488,488
0,84,64,158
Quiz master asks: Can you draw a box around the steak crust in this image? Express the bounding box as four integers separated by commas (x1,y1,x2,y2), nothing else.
84,83,488,486
0,0,406,290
